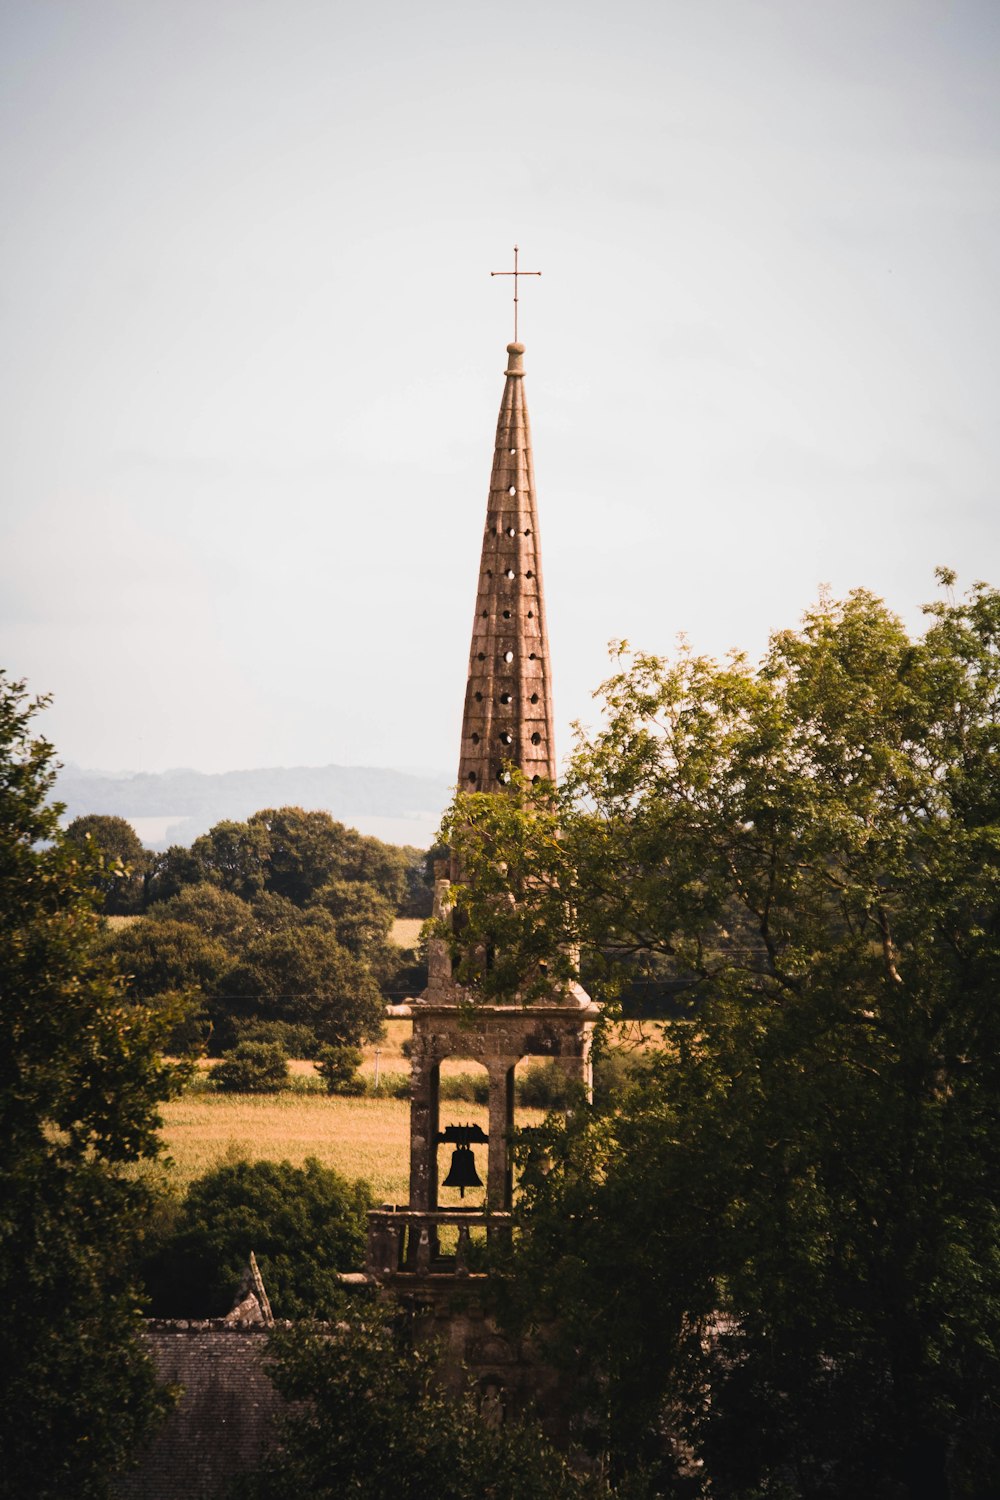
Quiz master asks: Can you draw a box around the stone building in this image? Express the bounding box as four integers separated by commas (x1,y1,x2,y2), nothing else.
121,337,592,1495
362,339,599,1412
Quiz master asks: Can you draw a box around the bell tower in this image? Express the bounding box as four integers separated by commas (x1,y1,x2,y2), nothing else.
365,336,598,1296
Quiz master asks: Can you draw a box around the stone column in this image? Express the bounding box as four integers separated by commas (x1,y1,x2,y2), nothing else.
486,1059,516,1210
409,1052,440,1212
556,1041,593,1104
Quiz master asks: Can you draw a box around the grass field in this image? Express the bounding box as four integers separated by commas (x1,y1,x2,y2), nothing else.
158,1091,416,1201
159,1020,548,1204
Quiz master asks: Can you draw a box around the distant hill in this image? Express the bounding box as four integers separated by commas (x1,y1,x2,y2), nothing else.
53,762,452,851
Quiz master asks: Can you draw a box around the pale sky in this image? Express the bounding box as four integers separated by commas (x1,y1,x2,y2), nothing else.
2,0,998,780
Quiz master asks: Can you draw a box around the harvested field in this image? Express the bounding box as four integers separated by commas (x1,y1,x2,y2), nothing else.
158,1091,547,1205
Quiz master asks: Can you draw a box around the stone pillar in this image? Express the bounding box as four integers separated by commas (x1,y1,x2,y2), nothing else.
486,1059,516,1210
409,1054,440,1212
425,871,454,1001
556,1043,593,1104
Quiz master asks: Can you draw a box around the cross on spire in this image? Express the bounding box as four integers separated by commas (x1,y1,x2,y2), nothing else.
490,244,541,343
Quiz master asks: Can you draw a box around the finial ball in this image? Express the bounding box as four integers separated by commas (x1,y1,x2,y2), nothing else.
507,342,525,354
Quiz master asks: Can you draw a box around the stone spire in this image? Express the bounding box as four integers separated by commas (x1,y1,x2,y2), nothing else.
457,342,556,793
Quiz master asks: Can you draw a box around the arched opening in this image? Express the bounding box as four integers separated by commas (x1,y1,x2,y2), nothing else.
514,1053,585,1119
436,1056,490,1211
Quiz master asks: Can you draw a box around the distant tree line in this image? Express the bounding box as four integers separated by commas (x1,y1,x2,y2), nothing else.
66,807,432,1057
64,807,433,917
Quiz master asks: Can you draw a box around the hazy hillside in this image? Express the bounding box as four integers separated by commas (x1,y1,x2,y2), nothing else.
54,762,451,850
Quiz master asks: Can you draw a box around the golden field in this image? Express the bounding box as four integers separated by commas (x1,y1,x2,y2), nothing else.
158,1021,549,1204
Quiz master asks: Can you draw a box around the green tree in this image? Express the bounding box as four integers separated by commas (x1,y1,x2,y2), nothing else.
309,877,395,954
446,578,1000,1498
145,841,204,904
64,812,150,914
234,1311,612,1500
315,1043,364,1094
152,881,259,943
189,817,271,899
218,925,384,1048
210,1040,290,1094
0,673,182,1497
108,915,234,1013
249,807,347,906
142,1157,371,1319
248,806,418,909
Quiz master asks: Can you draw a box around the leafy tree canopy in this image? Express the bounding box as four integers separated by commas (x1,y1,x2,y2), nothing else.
63,812,150,914
109,915,234,1002
145,806,424,916
309,877,395,954
247,806,416,909
0,673,182,1497
446,577,1000,1498
234,1312,613,1500
210,1040,290,1095
217,924,384,1048
143,1157,371,1320
153,881,260,943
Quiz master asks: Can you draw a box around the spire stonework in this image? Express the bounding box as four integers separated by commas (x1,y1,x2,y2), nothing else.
365,334,597,1307
458,343,556,794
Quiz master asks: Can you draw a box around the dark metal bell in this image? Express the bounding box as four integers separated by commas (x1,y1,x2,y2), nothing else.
442,1144,483,1197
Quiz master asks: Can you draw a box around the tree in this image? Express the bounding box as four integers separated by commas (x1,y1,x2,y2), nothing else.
446,578,1000,1498
217,925,385,1048
249,807,348,906
145,841,203,904
108,915,234,1001
210,1041,290,1094
188,817,271,900
309,877,394,954
64,812,150,914
152,881,259,944
142,1157,371,1319
233,1311,612,1500
248,806,418,909
315,1043,365,1094
0,673,182,1497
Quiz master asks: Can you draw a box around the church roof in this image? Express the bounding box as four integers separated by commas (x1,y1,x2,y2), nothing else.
457,342,556,793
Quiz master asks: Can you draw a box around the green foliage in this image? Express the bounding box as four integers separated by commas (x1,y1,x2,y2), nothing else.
146,842,204,904
105,879,387,1055
515,1061,581,1111
434,1063,584,1110
399,839,443,917
217,925,384,1050
247,806,415,909
230,1017,322,1058
450,580,1000,1496
438,1071,490,1105
210,1042,290,1094
372,1070,410,1099
315,1044,364,1094
153,881,260,943
109,915,234,1001
142,1157,371,1319
309,877,394,953
189,817,271,899
146,807,423,915
591,1049,643,1107
233,1311,612,1500
64,812,151,914
0,673,182,1497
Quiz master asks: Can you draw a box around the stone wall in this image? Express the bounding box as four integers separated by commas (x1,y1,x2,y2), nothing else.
115,1322,283,1500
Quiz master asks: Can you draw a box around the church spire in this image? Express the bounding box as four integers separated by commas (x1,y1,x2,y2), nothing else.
457,342,556,793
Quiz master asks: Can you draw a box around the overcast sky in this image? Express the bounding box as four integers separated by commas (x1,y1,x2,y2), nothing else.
2,0,998,781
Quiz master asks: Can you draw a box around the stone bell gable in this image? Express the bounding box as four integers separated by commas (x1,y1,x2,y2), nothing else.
361,341,598,1426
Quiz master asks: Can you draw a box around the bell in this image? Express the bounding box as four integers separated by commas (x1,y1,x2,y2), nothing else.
442,1144,483,1197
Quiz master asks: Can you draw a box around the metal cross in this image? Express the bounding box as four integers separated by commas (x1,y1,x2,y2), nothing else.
490,244,541,343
